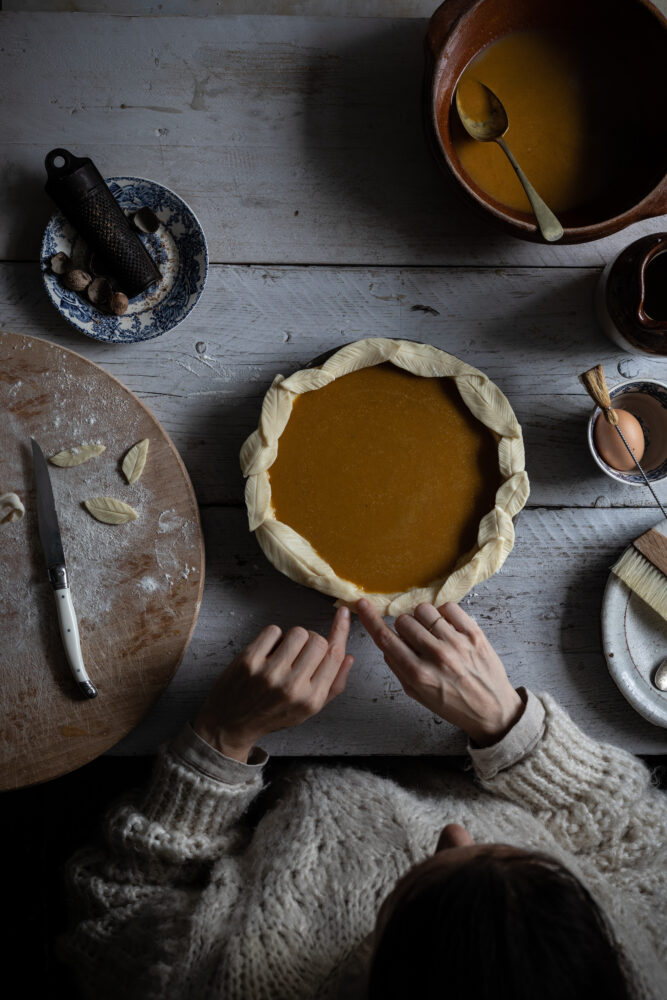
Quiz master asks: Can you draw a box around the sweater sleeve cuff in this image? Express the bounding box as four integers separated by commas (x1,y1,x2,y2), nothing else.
136,727,268,850
170,723,268,785
468,687,545,780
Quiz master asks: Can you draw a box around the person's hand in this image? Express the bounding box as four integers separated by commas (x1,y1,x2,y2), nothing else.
357,599,524,747
193,607,354,762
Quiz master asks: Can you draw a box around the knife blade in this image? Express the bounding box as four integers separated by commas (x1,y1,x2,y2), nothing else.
31,438,97,699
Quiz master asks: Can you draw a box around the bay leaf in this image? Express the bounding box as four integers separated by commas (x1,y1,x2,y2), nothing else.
84,497,139,525
50,443,106,467
122,438,149,484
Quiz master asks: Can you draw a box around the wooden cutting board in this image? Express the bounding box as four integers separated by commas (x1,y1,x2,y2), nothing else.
0,330,205,790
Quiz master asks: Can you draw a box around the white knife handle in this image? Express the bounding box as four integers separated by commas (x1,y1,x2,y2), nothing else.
54,588,98,699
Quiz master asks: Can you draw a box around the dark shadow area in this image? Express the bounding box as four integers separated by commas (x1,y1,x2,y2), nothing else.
3,756,154,1000
485,268,606,358
4,748,665,997
521,408,600,504
155,391,257,507
301,20,517,262
3,159,53,263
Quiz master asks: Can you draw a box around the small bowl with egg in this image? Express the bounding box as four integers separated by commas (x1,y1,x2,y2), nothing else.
424,0,667,244
587,380,667,486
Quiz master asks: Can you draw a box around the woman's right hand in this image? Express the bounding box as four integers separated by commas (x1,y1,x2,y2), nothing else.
357,599,524,747
193,607,354,763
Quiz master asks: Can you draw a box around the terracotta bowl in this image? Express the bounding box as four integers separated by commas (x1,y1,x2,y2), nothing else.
424,0,667,244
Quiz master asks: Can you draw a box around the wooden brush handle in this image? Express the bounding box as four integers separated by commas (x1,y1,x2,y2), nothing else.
634,528,667,577
579,365,618,426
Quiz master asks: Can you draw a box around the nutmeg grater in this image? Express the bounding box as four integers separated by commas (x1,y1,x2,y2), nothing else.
44,148,161,298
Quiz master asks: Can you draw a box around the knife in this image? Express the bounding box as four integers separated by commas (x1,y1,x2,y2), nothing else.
31,437,98,698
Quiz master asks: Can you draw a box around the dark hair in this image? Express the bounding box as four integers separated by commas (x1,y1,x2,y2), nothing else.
368,848,635,1000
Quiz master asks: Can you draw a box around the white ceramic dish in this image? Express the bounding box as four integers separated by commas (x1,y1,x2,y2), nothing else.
601,524,667,729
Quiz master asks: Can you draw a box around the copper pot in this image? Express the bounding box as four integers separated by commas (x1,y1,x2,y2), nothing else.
424,0,667,244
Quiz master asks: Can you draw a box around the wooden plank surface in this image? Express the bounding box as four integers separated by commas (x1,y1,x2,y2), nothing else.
5,1,447,14
1,12,664,267
7,0,667,21
111,505,667,756
2,8,666,760
2,262,666,509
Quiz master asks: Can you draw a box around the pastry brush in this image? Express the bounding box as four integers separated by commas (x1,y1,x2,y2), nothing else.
610,523,667,623
580,364,667,623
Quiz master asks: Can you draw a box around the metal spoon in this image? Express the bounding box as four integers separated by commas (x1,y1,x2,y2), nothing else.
455,81,564,243
654,657,667,691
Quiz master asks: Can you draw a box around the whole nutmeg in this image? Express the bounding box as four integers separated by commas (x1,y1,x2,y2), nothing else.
62,268,92,293
49,251,71,275
132,206,160,234
109,291,129,315
87,276,112,308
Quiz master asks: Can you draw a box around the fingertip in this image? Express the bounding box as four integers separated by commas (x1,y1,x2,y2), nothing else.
357,598,381,623
263,623,283,645
287,624,309,644
439,601,459,620
441,601,479,638
330,605,351,640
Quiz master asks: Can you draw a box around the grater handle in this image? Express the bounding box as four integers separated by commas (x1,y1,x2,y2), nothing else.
44,147,161,299
46,148,89,181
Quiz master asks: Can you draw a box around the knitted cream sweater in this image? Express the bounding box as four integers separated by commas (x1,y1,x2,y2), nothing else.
62,689,667,999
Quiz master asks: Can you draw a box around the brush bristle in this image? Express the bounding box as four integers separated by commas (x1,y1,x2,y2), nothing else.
612,547,667,622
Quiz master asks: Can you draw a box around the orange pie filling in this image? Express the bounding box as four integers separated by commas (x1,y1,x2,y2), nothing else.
446,28,661,219
268,363,502,594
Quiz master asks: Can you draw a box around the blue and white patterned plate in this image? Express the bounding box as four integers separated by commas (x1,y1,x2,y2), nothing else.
41,176,208,343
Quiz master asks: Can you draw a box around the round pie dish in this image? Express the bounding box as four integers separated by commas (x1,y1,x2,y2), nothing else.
240,338,530,615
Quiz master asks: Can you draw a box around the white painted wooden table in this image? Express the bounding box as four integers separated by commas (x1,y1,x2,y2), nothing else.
2,4,667,756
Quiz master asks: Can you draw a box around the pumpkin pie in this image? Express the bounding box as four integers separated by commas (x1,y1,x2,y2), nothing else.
240,338,529,615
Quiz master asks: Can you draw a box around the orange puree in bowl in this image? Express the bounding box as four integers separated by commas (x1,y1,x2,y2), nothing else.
448,31,618,215
268,363,501,594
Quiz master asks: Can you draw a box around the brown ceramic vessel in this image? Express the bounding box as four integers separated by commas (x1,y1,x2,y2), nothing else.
596,233,667,356
425,0,667,244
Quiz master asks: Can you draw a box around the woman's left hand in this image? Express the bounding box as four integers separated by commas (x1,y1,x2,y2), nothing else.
357,599,523,747
193,607,354,762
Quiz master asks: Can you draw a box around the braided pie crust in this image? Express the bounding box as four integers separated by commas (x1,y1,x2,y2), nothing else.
240,338,529,616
